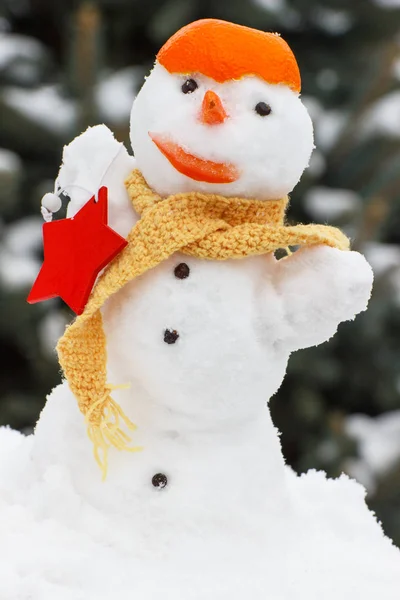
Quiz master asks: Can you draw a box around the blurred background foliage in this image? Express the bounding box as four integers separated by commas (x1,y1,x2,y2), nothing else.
0,0,400,544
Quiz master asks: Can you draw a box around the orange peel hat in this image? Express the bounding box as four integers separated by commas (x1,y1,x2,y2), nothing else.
157,19,301,93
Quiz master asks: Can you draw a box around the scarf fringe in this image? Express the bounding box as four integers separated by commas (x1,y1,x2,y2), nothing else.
85,384,142,480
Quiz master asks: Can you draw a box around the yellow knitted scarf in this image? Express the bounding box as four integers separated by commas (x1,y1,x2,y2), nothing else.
56,169,349,478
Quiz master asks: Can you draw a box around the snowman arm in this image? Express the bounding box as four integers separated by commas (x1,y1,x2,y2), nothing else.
273,245,373,351
55,124,137,236
56,124,135,202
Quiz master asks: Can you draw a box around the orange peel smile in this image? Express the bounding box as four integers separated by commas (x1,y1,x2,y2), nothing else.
149,133,240,184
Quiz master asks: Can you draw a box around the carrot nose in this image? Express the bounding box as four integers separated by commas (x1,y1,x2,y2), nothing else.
200,90,227,125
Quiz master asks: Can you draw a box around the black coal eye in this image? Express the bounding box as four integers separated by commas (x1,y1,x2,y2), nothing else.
181,78,198,94
255,102,272,116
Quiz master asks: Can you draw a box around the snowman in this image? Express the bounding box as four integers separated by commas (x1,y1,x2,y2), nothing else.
1,18,399,600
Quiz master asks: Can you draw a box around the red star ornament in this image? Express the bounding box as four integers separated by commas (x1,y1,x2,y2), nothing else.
27,186,128,315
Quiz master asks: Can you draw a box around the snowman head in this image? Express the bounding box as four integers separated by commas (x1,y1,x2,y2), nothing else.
130,19,314,200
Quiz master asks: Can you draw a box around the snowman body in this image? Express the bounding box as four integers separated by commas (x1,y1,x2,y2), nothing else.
14,220,396,599
3,326,400,600
2,18,400,600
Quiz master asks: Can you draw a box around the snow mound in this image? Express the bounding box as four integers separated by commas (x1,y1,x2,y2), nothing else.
0,382,398,600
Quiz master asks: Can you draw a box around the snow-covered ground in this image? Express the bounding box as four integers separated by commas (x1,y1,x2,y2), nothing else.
0,381,399,600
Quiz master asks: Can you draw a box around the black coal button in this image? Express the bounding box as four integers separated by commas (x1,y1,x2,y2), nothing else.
152,473,168,489
164,329,179,344
174,263,190,279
